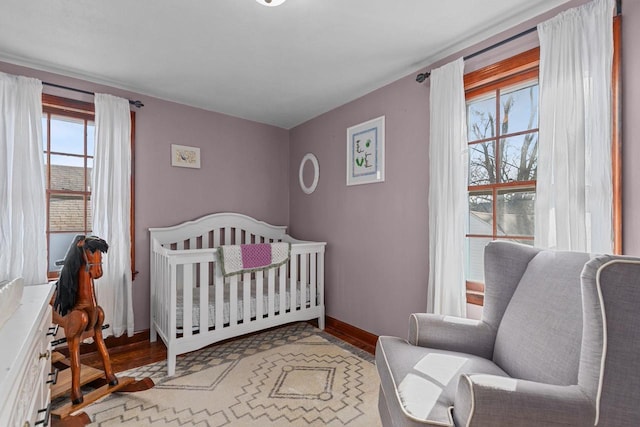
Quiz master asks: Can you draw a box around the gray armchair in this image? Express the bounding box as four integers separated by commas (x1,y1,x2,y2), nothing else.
376,241,640,426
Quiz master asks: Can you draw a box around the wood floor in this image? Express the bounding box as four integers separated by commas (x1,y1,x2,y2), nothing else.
75,321,376,373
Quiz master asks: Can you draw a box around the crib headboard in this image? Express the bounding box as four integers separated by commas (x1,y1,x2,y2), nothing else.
149,212,289,250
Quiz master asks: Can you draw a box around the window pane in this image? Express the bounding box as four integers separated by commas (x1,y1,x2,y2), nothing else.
469,141,496,185
49,194,86,232
87,123,95,156
49,154,86,191
50,115,85,155
497,188,535,236
42,116,48,151
43,153,48,188
87,158,93,192
466,237,492,282
469,191,493,235
500,84,538,136
49,232,79,272
499,133,538,183
467,96,496,142
87,195,93,228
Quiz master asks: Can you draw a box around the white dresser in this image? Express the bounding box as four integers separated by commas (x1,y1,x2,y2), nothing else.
0,283,55,427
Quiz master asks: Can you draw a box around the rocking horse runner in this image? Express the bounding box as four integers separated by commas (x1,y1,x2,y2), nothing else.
51,235,118,405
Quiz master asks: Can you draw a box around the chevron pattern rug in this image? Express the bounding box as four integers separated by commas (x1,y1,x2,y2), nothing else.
82,323,381,426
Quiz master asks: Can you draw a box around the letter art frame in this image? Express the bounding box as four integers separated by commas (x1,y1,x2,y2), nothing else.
346,116,385,186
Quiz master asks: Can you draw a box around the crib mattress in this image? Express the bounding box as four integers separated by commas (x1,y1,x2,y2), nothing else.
176,284,313,330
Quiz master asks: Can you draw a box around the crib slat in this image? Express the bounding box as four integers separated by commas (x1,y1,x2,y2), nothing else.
215,262,224,330
235,228,242,245
230,275,238,326
301,254,308,311
202,233,209,249
318,249,325,329
183,264,193,337
214,229,221,248
267,268,275,317
169,263,177,339
256,271,264,319
242,272,250,324
200,262,209,333
163,256,169,338
279,264,286,315
290,254,297,313
310,253,317,308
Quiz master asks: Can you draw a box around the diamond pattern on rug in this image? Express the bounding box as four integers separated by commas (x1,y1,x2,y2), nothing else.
270,365,335,400
229,341,371,425
84,323,381,426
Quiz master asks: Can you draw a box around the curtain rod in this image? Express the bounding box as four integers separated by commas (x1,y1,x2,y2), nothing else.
416,0,622,84
43,81,144,108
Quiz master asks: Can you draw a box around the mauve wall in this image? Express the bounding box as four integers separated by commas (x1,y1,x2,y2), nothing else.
289,76,430,338
289,0,640,338
0,60,290,332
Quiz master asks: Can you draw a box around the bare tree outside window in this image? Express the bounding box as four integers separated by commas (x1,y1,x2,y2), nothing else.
466,81,539,282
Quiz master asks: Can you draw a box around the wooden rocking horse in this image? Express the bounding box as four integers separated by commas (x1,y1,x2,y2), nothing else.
51,235,117,404
50,235,152,422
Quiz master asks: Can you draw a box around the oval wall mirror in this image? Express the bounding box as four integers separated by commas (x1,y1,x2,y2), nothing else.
299,153,319,194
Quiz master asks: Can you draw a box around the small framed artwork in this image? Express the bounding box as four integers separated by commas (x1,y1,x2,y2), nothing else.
346,115,385,186
171,144,201,169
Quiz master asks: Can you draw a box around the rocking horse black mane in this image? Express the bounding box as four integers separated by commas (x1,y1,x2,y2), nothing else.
53,235,109,316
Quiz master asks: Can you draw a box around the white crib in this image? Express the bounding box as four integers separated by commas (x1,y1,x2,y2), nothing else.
149,212,326,376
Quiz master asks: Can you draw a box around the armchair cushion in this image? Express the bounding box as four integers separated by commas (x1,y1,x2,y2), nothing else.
492,250,589,385
453,374,595,426
376,336,508,426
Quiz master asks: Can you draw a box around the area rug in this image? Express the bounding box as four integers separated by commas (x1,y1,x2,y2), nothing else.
81,322,382,426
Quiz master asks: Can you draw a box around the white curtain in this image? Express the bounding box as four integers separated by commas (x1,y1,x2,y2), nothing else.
535,0,614,254
0,72,47,285
93,93,134,337
427,58,468,316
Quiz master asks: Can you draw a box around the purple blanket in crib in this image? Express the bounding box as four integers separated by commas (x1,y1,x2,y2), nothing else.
218,242,290,277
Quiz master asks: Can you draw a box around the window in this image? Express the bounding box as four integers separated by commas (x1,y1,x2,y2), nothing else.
465,57,539,302
464,16,621,306
41,95,136,279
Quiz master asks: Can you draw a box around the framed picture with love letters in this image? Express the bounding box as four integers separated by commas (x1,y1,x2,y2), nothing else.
346,115,385,186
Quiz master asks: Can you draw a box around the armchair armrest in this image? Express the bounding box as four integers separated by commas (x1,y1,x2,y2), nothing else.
408,313,495,359
454,374,595,427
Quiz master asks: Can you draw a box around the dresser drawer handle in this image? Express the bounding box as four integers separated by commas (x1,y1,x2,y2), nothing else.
39,350,50,360
35,403,51,426
46,324,59,337
47,368,59,385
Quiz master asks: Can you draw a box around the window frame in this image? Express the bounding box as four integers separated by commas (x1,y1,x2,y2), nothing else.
466,76,539,242
42,94,137,280
463,15,622,305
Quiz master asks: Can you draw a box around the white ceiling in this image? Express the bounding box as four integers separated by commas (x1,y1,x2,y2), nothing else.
0,0,568,129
